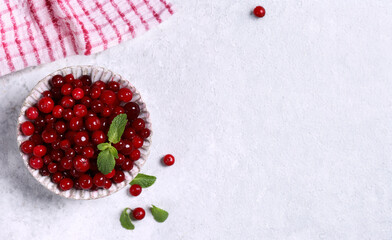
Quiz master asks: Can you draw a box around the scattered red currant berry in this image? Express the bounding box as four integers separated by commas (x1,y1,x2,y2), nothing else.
253,6,266,18
132,208,145,220
129,184,142,196
163,154,175,166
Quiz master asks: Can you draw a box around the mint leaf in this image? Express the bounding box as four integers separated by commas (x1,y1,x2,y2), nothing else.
97,149,115,175
107,114,128,144
120,208,135,230
130,173,156,188
97,143,111,151
150,205,169,223
109,146,119,159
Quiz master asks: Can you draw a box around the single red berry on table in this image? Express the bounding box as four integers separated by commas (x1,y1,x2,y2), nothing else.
21,121,35,136
73,155,90,172
72,87,84,100
112,170,125,183
33,145,47,157
59,178,73,191
118,88,133,102
129,184,142,196
25,107,39,120
132,208,145,220
29,156,44,169
79,174,93,189
93,173,106,187
21,140,35,154
253,6,266,18
163,154,175,166
38,97,54,113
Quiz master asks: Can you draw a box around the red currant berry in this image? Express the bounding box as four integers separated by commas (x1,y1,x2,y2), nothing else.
61,83,73,95
253,6,266,18
42,129,57,143
42,90,53,98
43,155,52,164
105,168,116,178
73,104,87,118
101,106,112,117
51,105,64,118
29,156,44,169
38,97,54,113
65,149,75,158
80,96,92,108
59,178,73,191
64,74,74,84
121,140,133,155
132,136,143,148
124,102,140,121
21,121,35,136
78,174,93,189
55,121,67,134
25,107,39,120
129,184,142,196
45,114,55,124
93,173,106,187
121,159,134,171
85,116,101,131
33,145,47,157
104,179,112,189
123,127,136,140
115,153,126,165
91,130,106,145
72,79,83,88
132,208,145,220
29,133,43,145
139,128,151,139
69,117,83,131
80,75,92,86
73,155,90,172
60,157,73,170
39,166,50,176
107,81,120,92
113,140,124,151
112,170,125,183
52,172,63,183
163,154,175,166
91,100,103,113
93,80,106,91
59,139,70,150
47,162,58,173
50,149,64,162
132,118,145,132
118,88,133,102
51,75,64,88
72,87,84,100
130,149,140,161
82,146,94,158
21,140,35,154
74,131,89,146
100,90,116,105
60,96,75,108
90,86,101,99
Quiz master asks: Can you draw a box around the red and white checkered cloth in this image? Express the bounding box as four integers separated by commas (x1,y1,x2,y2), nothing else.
0,0,173,77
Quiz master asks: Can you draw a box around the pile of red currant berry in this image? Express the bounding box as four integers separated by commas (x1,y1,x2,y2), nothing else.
20,74,151,191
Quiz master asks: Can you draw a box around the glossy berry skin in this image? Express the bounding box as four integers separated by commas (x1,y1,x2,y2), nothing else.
21,140,35,154
253,6,266,18
60,96,75,108
69,117,83,131
60,157,73,170
91,130,106,145
132,118,145,131
52,172,63,183
60,139,71,150
79,174,93,189
123,127,136,140
73,104,87,117
113,140,124,151
52,105,64,118
74,131,89,146
124,102,140,121
29,134,43,145
64,74,74,84
73,155,90,172
100,90,116,105
105,168,116,179
132,136,143,148
121,159,134,171
39,166,50,176
26,107,39,120
91,100,103,113
47,162,58,173
50,149,64,162
93,81,106,91
118,88,133,102
115,153,126,165
21,121,35,136
163,154,175,166
130,149,140,161
132,208,145,220
62,109,73,121
107,81,120,92
59,178,73,191
33,145,47,157
129,184,142,196
55,121,67,134
93,173,106,187
104,179,112,189
82,147,94,158
42,129,57,143
72,79,83,88
61,83,73,95
85,116,101,131
29,156,44,169
112,170,125,183
101,106,112,117
80,96,92,108
45,114,55,124
120,140,133,155
51,75,64,88
113,106,125,116
72,87,84,100
90,87,101,99
38,97,54,113
80,75,92,86
139,128,151,139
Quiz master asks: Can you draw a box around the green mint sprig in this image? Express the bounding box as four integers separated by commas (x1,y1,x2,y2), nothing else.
130,173,157,188
97,114,127,175
151,205,169,223
120,208,135,230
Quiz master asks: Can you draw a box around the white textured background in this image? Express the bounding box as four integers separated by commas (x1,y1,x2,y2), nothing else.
1,0,392,239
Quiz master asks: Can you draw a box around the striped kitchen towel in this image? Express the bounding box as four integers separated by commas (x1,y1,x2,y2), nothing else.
0,0,174,77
